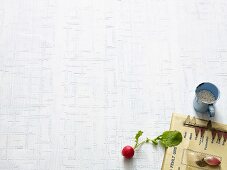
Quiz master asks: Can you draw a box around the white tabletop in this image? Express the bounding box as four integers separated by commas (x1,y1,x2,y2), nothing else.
0,0,227,169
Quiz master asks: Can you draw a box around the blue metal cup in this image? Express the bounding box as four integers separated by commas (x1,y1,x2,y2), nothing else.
193,82,219,117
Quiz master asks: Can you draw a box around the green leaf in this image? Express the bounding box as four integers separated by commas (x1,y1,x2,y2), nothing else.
135,130,143,143
151,130,182,147
145,138,150,143
134,130,143,148
160,131,182,147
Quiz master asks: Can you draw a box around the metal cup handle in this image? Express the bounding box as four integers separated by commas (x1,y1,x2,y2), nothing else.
208,104,215,117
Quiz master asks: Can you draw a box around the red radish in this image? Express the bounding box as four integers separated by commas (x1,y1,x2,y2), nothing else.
122,145,134,159
204,156,221,166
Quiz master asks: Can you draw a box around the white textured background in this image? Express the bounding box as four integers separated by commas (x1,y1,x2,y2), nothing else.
0,0,227,169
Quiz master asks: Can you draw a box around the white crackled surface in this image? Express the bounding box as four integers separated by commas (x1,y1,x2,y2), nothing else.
0,0,227,169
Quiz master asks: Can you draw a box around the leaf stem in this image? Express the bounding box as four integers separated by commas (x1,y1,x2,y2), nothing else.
134,138,153,149
151,135,163,145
